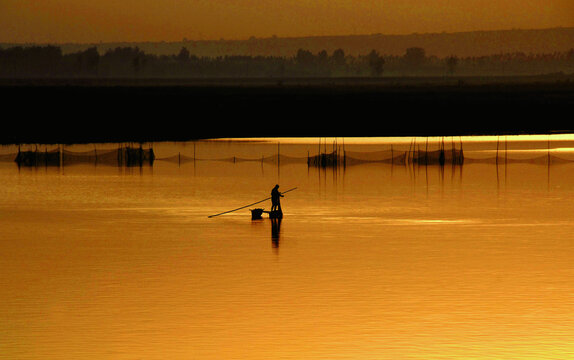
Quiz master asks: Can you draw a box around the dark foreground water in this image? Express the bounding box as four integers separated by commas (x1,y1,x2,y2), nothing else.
1,137,573,359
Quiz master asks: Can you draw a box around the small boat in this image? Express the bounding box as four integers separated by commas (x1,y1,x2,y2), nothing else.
251,208,283,220
208,187,295,219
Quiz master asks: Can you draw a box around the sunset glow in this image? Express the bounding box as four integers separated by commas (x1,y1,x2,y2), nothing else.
1,0,574,357
2,0,574,43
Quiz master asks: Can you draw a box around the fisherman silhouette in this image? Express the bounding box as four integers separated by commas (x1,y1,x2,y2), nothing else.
271,184,284,213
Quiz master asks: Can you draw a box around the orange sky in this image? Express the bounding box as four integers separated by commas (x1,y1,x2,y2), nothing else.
2,0,574,43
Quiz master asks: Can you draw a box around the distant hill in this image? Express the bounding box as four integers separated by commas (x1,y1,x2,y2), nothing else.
3,27,574,58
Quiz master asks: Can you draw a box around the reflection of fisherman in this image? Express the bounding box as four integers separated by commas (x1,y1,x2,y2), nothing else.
271,217,281,250
271,184,283,212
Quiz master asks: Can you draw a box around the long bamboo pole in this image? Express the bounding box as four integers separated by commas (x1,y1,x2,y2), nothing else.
208,187,298,218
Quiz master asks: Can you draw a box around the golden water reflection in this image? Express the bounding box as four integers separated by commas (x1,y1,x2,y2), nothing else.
1,136,574,359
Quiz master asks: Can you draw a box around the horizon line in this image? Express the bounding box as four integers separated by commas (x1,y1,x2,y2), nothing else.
1,26,572,46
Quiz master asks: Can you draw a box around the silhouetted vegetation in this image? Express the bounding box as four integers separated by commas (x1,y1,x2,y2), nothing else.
1,45,573,78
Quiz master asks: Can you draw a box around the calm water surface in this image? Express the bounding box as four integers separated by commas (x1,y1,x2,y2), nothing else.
1,137,574,359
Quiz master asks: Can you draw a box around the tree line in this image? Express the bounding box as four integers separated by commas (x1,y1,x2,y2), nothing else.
1,45,573,78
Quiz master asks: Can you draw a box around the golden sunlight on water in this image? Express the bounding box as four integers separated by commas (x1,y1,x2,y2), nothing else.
1,136,574,359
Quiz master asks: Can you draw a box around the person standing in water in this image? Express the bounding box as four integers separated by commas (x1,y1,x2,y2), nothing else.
271,184,284,212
